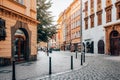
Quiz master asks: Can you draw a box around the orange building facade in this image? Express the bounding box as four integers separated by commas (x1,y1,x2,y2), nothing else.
57,0,81,51
0,0,38,66
70,0,81,52
57,12,65,50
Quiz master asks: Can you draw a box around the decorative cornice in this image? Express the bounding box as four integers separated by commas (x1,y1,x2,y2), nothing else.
104,22,120,28
90,13,95,18
0,5,39,25
115,1,120,7
105,4,113,11
96,9,103,15
30,8,36,13
84,16,88,20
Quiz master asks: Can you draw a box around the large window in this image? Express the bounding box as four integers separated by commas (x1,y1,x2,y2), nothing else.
117,4,120,19
91,0,94,8
97,11,102,25
90,15,94,28
85,1,88,11
84,18,88,30
98,13,102,25
106,9,112,22
0,18,6,41
97,0,101,4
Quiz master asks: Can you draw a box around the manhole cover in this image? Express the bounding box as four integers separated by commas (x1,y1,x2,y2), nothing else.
0,70,12,73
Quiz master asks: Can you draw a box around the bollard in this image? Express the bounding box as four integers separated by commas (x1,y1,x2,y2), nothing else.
81,53,83,65
49,57,52,75
76,51,77,59
83,52,85,63
47,52,49,56
47,49,49,56
71,56,73,70
12,60,16,80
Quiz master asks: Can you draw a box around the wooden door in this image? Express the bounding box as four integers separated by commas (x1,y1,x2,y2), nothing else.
98,40,104,54
14,37,25,61
110,37,120,55
110,31,120,56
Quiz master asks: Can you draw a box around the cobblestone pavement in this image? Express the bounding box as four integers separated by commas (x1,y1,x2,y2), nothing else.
0,51,83,80
1,51,120,80
31,53,120,80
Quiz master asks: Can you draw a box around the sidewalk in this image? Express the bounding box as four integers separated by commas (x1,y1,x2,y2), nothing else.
0,51,85,80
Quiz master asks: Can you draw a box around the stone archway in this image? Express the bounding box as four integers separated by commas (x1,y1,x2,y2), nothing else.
11,21,31,61
98,40,105,54
110,30,120,56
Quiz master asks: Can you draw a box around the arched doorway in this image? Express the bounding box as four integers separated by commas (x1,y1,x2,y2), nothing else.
86,42,91,53
90,41,94,53
11,21,31,62
13,28,29,61
83,43,85,52
98,40,104,54
110,30,120,56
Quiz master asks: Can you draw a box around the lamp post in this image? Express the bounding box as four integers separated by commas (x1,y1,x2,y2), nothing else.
12,40,16,80
79,0,85,64
47,39,49,56
80,0,82,53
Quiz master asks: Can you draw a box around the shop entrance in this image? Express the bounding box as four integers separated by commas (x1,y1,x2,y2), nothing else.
98,40,104,54
13,29,28,61
110,30,120,56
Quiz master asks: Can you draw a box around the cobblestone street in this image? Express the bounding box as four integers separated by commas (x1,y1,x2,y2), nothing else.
0,51,120,80
33,52,120,80
0,51,83,80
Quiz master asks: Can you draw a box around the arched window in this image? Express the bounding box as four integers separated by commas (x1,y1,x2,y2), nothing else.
98,40,104,54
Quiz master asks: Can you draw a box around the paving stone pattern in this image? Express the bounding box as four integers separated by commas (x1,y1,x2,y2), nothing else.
35,53,120,80
0,51,120,80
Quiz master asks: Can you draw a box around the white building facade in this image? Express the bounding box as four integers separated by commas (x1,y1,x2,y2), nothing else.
82,0,120,55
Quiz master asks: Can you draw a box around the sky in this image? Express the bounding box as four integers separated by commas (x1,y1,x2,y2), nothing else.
49,0,73,24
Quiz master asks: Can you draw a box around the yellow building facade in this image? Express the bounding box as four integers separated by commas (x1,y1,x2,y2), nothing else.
57,0,81,51
70,0,81,52
57,12,64,50
0,0,38,66
65,7,71,50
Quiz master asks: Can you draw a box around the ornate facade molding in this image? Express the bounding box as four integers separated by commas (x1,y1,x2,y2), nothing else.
104,22,120,29
84,16,88,20
96,9,103,15
90,13,95,18
0,5,39,25
105,4,113,11
115,1,120,7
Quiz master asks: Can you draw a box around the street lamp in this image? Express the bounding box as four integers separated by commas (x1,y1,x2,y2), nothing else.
80,0,82,53
79,0,85,64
